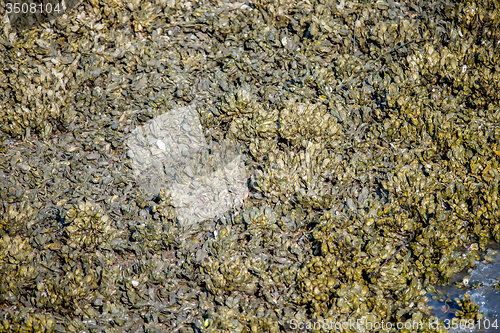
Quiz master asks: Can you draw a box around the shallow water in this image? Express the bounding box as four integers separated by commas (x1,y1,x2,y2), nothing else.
428,248,500,332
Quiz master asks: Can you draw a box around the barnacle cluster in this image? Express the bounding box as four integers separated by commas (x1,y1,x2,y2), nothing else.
1,0,500,331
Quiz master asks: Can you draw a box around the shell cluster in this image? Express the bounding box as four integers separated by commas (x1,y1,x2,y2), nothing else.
126,104,248,229
1,0,500,331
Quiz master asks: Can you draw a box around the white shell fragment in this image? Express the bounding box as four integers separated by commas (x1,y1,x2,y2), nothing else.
156,139,166,151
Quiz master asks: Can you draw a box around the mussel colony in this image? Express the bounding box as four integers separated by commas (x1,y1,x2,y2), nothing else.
1,0,500,331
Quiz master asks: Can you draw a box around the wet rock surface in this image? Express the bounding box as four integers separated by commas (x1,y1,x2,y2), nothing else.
1,0,500,332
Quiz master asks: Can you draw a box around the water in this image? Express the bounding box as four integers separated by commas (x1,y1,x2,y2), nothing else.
427,247,500,332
